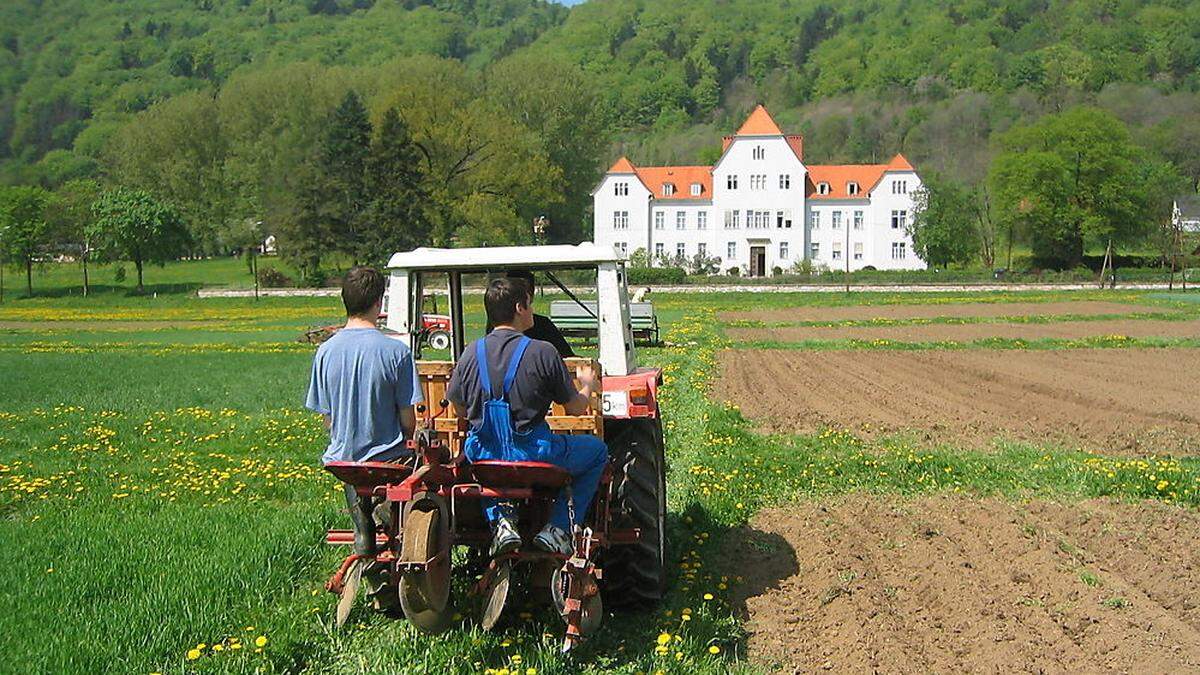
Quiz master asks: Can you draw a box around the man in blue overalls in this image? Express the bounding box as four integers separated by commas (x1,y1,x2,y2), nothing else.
446,277,608,557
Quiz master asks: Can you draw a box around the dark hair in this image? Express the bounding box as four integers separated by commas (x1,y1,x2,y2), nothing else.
506,269,536,294
341,266,386,317
485,277,530,326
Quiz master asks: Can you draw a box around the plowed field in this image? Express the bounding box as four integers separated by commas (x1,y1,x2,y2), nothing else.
732,496,1200,673
723,300,1173,323
728,318,1200,343
718,348,1200,453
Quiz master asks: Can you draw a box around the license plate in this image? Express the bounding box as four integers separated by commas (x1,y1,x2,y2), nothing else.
601,391,629,417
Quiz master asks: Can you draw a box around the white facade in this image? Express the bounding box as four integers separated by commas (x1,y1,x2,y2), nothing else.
592,106,925,275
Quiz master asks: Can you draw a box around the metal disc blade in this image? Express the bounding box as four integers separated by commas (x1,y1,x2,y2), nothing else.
481,561,512,631
335,559,362,628
398,497,453,634
551,567,603,637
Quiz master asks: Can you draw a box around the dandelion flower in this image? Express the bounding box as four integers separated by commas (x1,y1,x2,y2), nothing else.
656,633,671,645
703,593,714,601
709,645,721,654
254,635,267,648
186,649,201,661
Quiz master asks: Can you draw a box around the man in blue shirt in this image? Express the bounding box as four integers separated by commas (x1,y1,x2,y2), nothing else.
306,266,422,607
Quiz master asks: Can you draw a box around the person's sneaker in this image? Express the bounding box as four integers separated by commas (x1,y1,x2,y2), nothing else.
489,515,522,557
532,524,573,556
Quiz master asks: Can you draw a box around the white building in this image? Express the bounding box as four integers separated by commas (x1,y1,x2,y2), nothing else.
1174,196,1200,233
592,105,925,275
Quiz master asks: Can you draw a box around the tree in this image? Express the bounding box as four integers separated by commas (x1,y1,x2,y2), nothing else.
989,108,1151,269
361,107,429,264
46,178,102,296
318,91,372,262
908,175,979,268
90,189,190,292
0,186,53,297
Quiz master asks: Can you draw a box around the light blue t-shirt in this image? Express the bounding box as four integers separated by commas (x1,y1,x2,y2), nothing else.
305,328,423,464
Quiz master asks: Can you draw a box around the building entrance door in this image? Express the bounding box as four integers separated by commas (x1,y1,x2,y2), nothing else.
750,245,767,276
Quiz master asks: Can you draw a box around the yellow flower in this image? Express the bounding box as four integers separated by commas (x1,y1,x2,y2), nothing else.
703,593,714,601
526,669,537,675
510,655,522,665
212,644,223,652
709,645,721,654
186,649,201,661
654,645,668,655
254,635,267,648
656,633,671,645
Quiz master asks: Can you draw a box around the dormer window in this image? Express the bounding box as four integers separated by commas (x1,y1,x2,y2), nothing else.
662,183,674,196
847,182,860,196
817,182,831,195
691,183,702,196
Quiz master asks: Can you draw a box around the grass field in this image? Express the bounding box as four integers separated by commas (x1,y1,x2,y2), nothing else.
3,262,1200,673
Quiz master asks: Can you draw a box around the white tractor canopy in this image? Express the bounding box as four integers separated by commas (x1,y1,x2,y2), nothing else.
384,243,636,376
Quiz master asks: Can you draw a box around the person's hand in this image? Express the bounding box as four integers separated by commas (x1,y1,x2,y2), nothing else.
575,364,597,392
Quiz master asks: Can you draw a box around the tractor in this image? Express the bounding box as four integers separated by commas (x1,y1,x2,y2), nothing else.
322,243,667,650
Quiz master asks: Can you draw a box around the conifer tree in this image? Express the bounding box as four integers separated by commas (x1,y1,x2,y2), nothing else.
362,107,429,264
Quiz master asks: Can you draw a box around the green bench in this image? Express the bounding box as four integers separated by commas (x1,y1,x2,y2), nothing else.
549,300,661,346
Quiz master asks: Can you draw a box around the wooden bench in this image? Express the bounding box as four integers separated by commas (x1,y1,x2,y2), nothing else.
549,300,660,345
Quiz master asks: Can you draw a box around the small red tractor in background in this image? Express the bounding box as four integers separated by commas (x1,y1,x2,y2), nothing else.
322,244,667,650
302,294,452,351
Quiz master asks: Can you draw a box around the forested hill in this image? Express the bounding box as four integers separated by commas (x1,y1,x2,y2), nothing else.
1,0,1199,269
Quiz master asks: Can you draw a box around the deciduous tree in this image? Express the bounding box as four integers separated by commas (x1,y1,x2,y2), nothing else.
0,185,52,297
90,189,189,292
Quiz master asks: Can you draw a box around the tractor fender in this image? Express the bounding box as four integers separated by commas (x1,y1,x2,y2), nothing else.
600,367,661,420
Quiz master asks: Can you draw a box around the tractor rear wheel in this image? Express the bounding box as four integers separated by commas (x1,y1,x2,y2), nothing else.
602,417,667,607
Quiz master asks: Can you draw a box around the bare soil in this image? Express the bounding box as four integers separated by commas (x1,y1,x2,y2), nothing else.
723,301,1173,324
718,348,1200,454
728,318,1200,343
731,495,1200,674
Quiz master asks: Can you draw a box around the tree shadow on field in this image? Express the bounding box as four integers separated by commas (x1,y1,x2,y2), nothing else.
679,502,799,620
12,282,204,299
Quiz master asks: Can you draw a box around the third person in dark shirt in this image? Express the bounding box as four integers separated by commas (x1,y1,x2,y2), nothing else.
485,270,576,358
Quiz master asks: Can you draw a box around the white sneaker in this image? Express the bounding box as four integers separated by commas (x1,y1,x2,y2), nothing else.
490,515,522,557
533,524,573,556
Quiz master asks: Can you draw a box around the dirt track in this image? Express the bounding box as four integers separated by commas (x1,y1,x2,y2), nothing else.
731,495,1200,674
723,301,1173,323
728,318,1200,343
718,348,1200,453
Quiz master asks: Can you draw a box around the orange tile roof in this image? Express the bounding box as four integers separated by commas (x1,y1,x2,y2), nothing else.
608,156,637,173
886,153,914,170
736,104,783,136
633,165,713,201
785,135,804,161
805,164,889,200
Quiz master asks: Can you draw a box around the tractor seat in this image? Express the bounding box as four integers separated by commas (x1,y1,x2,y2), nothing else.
324,461,413,488
470,461,571,489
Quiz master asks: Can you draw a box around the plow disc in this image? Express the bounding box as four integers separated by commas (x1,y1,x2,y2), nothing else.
398,493,453,633
335,558,363,628
551,564,603,651
480,559,512,631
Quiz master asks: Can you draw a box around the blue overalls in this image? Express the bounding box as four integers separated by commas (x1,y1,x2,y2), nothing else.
463,335,608,531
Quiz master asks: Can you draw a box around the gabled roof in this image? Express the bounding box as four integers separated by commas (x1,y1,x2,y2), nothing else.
608,156,637,174
633,165,712,201
885,153,914,171
1176,194,1200,219
387,244,621,271
805,164,889,201
736,104,783,136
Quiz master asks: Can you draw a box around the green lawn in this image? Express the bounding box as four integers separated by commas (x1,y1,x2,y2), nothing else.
2,263,1199,673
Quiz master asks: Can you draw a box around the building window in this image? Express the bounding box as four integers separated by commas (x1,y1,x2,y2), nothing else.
832,211,842,229
614,182,628,196
662,183,674,197
676,243,686,258
810,211,820,229
892,242,907,259
847,182,859,196
733,210,741,228
776,210,784,228
749,174,767,190
727,242,737,260
891,210,907,229
853,242,863,260
832,241,842,261
752,145,765,160
817,182,830,195
727,175,738,190
892,180,907,194
655,242,664,258
616,242,628,255
655,212,664,230
697,211,707,230
780,241,789,259
612,210,629,230
676,211,686,230
779,174,791,189
853,210,863,230
810,242,819,259
691,182,702,196
698,242,707,256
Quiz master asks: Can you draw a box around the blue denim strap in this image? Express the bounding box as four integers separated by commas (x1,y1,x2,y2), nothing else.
475,339,493,398
502,336,531,396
